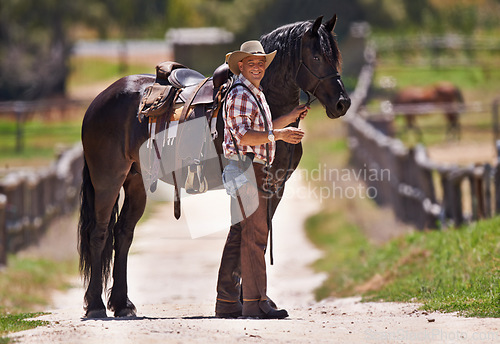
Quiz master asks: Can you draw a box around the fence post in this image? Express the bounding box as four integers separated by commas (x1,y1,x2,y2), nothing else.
469,173,480,221
483,164,492,218
493,99,499,145
496,141,500,214
14,102,26,153
0,194,7,266
440,170,464,227
450,174,464,227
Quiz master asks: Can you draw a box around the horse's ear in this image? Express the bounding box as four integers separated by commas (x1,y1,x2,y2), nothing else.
311,16,323,35
324,14,337,33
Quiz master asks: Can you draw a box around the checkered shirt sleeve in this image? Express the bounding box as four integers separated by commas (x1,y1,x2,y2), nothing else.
223,77,275,164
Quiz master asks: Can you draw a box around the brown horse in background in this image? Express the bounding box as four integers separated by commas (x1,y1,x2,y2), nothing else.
392,81,464,140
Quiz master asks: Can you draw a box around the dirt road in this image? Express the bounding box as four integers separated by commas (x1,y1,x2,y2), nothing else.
10,177,499,343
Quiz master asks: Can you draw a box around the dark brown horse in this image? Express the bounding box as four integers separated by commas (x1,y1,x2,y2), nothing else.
79,15,350,318
393,81,464,139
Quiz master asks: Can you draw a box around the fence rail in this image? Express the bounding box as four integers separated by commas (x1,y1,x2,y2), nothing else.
374,34,500,52
0,143,83,265
344,44,500,230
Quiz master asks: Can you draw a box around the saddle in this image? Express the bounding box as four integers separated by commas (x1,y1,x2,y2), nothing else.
139,62,229,119
138,61,232,219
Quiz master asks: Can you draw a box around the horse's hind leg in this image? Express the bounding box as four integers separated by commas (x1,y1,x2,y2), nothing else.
446,113,461,141
84,181,125,318
108,170,147,317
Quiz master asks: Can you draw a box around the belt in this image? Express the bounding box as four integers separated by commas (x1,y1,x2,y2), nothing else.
228,154,266,165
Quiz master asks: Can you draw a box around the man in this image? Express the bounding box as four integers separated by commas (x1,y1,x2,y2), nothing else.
216,40,309,319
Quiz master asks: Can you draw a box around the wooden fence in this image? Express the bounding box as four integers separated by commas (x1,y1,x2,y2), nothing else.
0,143,83,265
344,47,500,230
374,34,500,67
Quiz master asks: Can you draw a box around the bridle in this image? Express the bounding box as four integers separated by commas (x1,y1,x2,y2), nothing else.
294,34,342,106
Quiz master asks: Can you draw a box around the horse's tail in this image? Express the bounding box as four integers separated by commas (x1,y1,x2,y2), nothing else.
78,158,118,288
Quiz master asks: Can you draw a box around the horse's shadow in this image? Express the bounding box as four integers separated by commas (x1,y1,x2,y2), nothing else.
80,315,218,322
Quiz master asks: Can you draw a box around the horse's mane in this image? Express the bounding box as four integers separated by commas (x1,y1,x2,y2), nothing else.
260,19,342,78
259,19,341,115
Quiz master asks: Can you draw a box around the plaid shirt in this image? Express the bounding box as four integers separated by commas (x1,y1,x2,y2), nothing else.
223,75,275,164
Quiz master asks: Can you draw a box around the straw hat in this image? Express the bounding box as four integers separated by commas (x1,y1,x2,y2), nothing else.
225,40,277,75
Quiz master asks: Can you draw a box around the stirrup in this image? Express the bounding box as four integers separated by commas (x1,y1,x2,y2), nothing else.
185,160,208,194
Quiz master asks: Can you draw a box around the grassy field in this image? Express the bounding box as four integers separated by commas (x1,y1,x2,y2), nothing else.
0,313,48,342
0,119,82,169
369,56,500,148
68,56,153,90
0,255,78,341
305,208,500,317
0,55,153,169
0,255,77,313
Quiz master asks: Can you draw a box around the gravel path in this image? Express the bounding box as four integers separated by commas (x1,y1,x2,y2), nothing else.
10,177,499,343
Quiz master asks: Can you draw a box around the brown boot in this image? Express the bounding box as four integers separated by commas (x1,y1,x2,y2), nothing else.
215,223,242,317
240,300,288,319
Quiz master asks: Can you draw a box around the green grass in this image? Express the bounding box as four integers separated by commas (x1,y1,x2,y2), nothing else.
0,119,82,167
0,56,155,167
0,313,48,339
305,211,500,317
0,255,77,313
68,56,153,89
300,104,349,171
0,255,78,342
375,64,499,92
370,55,500,147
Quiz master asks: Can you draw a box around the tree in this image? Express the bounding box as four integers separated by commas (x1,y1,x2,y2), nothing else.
0,0,86,100
0,0,168,100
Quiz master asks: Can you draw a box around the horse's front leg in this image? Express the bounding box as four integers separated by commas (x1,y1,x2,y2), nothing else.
108,172,146,317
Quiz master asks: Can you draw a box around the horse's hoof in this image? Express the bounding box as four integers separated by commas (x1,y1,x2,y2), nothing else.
115,308,137,318
85,309,108,319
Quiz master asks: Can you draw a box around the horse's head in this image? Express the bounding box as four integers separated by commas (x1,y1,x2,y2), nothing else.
295,15,350,119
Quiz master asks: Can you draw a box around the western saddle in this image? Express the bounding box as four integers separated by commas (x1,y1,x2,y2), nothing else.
138,61,232,219
139,61,230,121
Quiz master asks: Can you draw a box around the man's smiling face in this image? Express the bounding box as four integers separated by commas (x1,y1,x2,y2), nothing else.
238,55,267,88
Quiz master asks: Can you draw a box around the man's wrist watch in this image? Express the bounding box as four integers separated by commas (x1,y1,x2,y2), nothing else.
268,130,275,142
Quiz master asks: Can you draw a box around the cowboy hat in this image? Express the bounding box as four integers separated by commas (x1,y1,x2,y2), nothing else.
226,40,277,75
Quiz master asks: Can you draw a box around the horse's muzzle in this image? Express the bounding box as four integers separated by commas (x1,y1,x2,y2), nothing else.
327,96,351,119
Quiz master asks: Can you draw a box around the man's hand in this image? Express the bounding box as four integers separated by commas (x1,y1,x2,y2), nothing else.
275,127,305,144
273,104,310,130
289,104,309,122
